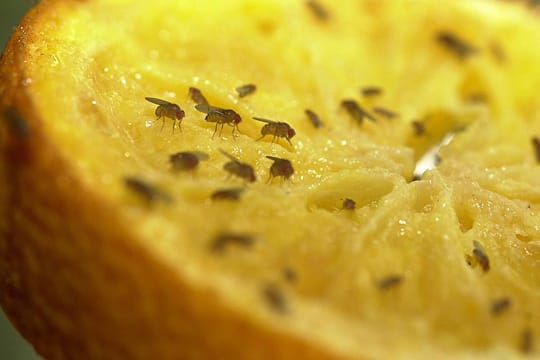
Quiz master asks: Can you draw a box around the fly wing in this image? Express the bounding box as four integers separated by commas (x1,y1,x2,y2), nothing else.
195,103,214,114
253,117,275,124
192,151,210,161
145,97,173,106
265,156,281,162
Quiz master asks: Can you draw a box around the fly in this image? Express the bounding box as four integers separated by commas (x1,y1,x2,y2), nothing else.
305,109,324,128
169,151,209,172
373,106,399,119
219,149,256,183
235,83,257,98
124,176,173,205
195,104,242,139
412,120,426,136
211,187,245,201
211,232,257,253
436,31,477,59
532,137,540,162
266,156,294,182
145,97,185,133
491,297,511,316
262,283,288,314
253,117,296,145
377,274,403,290
341,99,376,123
360,86,383,97
188,87,209,106
472,240,490,272
305,0,330,21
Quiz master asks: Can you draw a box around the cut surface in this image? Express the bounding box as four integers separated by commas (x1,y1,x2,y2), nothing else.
1,0,540,359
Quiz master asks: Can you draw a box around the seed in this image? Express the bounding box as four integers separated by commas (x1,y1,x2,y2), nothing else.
377,274,403,290
211,187,245,201
235,83,257,98
124,176,173,204
210,232,257,253
491,297,511,316
341,198,356,210
305,109,324,128
436,31,477,59
262,283,288,314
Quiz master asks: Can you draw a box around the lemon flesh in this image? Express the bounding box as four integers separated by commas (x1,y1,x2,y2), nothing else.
2,0,540,358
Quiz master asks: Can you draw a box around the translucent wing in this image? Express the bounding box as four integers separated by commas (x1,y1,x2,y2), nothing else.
145,97,174,106
253,117,276,124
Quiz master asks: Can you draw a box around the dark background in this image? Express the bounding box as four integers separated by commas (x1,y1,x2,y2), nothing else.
1,1,43,358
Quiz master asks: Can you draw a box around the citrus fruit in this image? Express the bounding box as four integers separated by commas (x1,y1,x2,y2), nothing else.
1,0,539,358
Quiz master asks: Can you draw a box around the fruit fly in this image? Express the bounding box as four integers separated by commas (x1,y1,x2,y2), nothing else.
282,267,297,283
145,97,185,133
188,87,209,106
520,327,534,354
305,109,324,128
211,187,245,201
253,117,296,145
360,86,383,97
195,104,242,138
377,274,403,290
124,176,173,205
262,283,288,314
266,156,294,182
305,0,330,22
341,99,376,123
373,106,399,119
219,149,256,182
5,107,30,139
532,137,540,162
235,83,257,98
491,297,511,316
412,120,426,136
468,240,490,272
169,151,209,172
436,31,477,59
211,232,257,253
473,240,490,272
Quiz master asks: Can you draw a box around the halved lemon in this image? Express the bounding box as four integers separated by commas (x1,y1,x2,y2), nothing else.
1,0,539,358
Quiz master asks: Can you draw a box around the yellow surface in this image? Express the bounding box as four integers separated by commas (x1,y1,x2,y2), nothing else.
1,0,540,359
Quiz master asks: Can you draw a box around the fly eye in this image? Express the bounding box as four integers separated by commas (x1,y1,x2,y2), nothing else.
288,128,296,138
